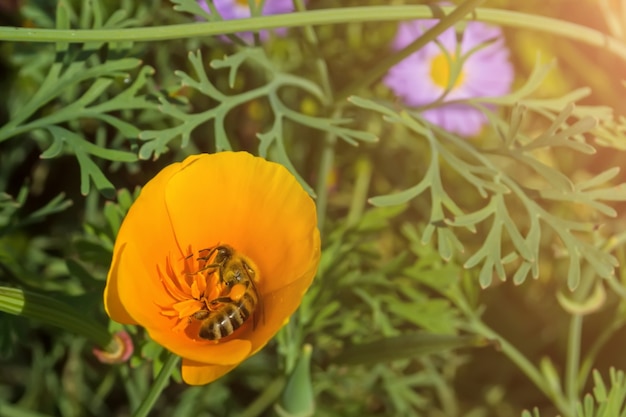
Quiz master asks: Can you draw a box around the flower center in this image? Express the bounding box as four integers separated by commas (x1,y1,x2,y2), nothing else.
236,0,261,6
429,53,465,89
158,248,227,337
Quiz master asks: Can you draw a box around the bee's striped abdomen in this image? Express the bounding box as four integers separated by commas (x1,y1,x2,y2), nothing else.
199,291,257,340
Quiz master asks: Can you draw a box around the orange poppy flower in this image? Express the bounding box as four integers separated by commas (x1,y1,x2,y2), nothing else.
104,152,321,385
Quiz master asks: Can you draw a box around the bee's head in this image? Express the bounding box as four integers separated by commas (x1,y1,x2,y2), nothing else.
213,246,233,265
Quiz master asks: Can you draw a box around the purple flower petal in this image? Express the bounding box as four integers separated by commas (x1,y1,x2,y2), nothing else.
384,18,514,136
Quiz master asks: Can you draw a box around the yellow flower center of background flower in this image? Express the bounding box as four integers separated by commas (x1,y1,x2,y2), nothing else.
430,53,465,89
236,0,260,6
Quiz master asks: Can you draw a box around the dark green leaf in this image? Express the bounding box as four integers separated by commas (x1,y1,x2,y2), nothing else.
332,333,489,366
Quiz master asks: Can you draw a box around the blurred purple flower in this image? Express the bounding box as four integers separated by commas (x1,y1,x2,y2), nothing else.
383,20,514,136
198,0,304,43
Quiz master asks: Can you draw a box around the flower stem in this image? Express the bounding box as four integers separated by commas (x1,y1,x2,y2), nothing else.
450,288,572,417
132,352,180,417
314,109,340,231
334,0,486,102
2,5,624,67
0,286,111,348
294,0,337,232
473,317,571,417
293,0,333,105
239,376,287,417
563,266,597,404
578,313,626,387
565,313,582,415
346,156,372,228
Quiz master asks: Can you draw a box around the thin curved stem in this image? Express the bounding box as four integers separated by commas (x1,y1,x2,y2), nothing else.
293,0,333,104
450,288,572,417
239,376,287,417
565,314,583,416
346,156,373,228
315,107,341,232
132,353,180,417
335,0,486,102
578,314,626,389
1,6,625,66
293,0,337,232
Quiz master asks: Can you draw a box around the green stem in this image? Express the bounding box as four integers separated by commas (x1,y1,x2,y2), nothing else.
249,0,263,46
293,0,333,105
201,0,246,45
578,314,626,388
451,289,572,417
562,265,596,407
132,353,180,417
346,156,373,228
314,104,345,232
565,314,582,415
475,320,566,411
1,6,624,66
314,124,337,232
576,270,626,390
0,286,111,348
292,0,337,233
422,357,458,417
239,376,287,417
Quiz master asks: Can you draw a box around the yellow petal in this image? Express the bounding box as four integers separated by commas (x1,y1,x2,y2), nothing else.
181,358,238,385
113,243,252,365
164,152,319,294
112,242,177,325
248,253,320,353
104,159,192,323
105,152,320,384
149,327,252,366
104,242,137,325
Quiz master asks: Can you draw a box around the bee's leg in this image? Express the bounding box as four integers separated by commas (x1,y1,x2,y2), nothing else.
247,280,263,330
196,246,219,262
195,262,221,273
252,299,264,330
191,309,210,320
209,296,236,305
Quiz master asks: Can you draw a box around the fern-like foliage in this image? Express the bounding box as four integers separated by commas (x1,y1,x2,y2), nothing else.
0,186,72,237
0,1,157,196
351,60,626,289
594,111,626,151
521,408,541,417
139,48,377,195
577,369,626,417
522,369,626,417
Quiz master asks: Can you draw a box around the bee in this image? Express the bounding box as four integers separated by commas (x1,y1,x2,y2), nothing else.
191,245,262,341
